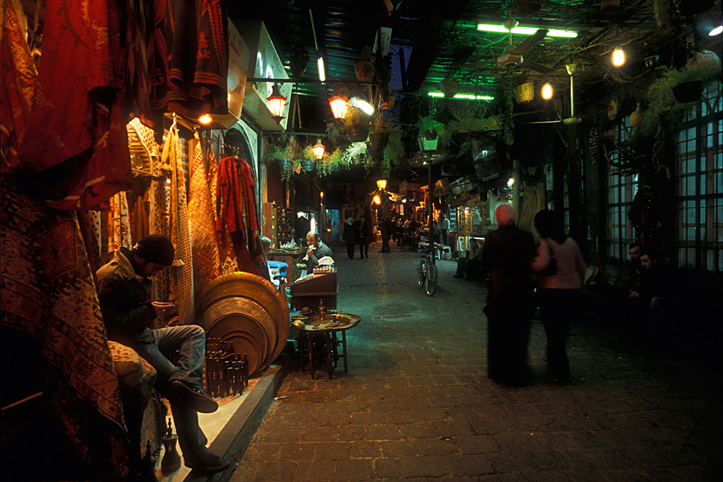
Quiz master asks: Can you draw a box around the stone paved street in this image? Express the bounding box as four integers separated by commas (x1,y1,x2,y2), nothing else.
230,244,721,481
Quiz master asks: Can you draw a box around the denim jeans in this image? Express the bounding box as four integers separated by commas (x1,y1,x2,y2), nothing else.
132,324,206,388
129,324,208,458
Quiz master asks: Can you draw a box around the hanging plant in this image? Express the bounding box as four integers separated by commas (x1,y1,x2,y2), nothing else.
342,105,372,142
264,140,292,162
342,142,369,165
635,50,721,141
417,115,445,140
280,159,300,182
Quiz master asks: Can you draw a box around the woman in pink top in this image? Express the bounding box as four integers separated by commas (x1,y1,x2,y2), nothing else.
530,210,586,383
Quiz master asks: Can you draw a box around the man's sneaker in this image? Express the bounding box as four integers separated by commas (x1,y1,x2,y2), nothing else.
185,448,229,473
169,380,218,413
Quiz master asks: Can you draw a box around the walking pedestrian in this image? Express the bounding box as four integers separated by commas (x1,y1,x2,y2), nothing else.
480,204,536,386
356,216,369,258
343,217,358,260
530,209,586,383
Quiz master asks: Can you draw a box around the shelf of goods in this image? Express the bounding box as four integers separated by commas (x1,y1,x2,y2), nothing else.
273,206,294,247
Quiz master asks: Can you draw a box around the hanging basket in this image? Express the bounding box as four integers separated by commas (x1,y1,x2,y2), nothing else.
368,132,390,158
516,82,535,103
673,80,703,103
347,123,370,143
301,160,315,172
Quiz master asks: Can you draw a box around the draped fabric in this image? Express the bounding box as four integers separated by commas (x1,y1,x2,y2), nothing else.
165,124,194,325
1,176,130,480
188,133,221,300
208,153,239,274
108,191,133,252
12,0,132,211
150,0,229,122
0,0,37,170
216,156,266,278
518,182,546,237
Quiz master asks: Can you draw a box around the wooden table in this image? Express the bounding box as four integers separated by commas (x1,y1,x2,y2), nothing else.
295,313,361,380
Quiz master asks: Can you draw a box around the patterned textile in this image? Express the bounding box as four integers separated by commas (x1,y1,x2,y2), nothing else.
217,156,266,277
109,191,133,252
0,0,37,170
77,209,103,277
108,341,156,404
189,133,221,299
150,0,228,120
209,153,239,274
13,0,132,210
165,124,194,325
1,176,130,480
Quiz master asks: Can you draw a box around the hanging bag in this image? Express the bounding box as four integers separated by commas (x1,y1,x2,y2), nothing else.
539,238,558,276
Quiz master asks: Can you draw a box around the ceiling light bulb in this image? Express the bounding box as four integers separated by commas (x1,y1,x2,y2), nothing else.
612,46,625,67
710,25,723,36
541,82,553,100
198,114,213,125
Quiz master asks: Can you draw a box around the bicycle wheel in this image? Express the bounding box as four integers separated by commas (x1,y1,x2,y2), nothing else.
417,258,426,288
425,263,438,296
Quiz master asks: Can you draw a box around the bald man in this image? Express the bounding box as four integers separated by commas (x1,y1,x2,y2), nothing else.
479,204,536,386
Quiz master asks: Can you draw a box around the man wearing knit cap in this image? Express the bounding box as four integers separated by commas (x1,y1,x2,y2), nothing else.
479,204,536,386
96,234,229,473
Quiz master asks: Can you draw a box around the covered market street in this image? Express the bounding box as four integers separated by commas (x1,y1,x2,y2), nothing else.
230,244,721,482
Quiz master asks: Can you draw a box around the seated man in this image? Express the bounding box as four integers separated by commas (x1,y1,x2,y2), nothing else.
303,231,333,273
96,234,229,473
454,238,483,280
628,249,670,339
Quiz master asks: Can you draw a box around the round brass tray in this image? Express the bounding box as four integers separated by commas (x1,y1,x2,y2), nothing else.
197,272,289,374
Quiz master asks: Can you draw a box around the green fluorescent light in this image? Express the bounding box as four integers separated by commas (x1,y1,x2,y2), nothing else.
476,23,578,38
428,92,494,101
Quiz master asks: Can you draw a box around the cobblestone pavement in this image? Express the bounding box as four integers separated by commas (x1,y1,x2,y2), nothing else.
230,244,721,481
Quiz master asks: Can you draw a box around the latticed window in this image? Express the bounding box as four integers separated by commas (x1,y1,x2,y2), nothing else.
606,117,638,261
676,81,723,272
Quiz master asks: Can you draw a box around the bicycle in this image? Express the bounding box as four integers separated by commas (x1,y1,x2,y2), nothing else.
417,242,438,296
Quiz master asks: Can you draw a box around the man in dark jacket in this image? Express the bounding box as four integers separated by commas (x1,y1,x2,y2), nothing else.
96,234,229,473
480,204,536,386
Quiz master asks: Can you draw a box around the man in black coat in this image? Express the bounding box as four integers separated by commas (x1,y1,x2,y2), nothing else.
480,204,536,386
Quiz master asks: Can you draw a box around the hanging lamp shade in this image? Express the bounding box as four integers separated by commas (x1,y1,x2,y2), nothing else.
376,179,387,191
266,84,287,123
312,138,325,159
329,85,349,120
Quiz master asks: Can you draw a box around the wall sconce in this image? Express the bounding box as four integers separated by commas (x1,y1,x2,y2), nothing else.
312,138,325,159
541,81,553,100
612,46,625,67
266,84,287,123
329,85,349,120
376,179,387,191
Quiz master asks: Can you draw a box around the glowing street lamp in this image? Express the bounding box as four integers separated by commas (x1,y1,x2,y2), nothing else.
541,82,553,100
612,46,626,67
266,84,286,123
376,179,387,191
312,138,325,159
329,85,349,120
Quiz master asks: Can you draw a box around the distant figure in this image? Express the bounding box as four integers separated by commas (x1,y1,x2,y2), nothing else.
630,249,670,341
530,209,586,383
304,231,333,272
356,216,370,259
343,217,358,260
627,242,642,299
454,238,483,280
480,204,536,386
439,213,450,245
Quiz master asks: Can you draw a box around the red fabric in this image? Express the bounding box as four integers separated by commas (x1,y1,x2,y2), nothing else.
13,0,132,210
150,0,228,119
216,156,266,278
0,0,37,171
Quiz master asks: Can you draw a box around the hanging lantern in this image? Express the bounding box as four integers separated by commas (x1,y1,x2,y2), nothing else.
266,84,287,123
612,46,626,67
328,84,349,120
541,82,553,100
312,138,325,159
376,179,387,191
